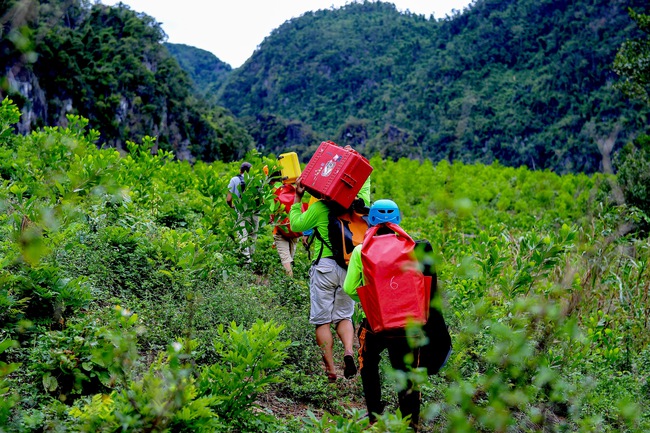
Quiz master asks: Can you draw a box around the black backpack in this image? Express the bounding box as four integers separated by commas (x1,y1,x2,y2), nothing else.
414,239,452,375
310,198,369,269
237,174,246,193
237,173,264,207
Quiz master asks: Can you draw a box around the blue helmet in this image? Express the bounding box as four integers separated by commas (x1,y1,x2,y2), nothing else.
368,199,401,226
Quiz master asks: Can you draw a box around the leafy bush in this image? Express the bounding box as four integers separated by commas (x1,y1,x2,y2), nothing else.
0,339,20,432
70,307,221,432
197,320,290,424
615,134,650,231
303,408,413,433
70,311,290,432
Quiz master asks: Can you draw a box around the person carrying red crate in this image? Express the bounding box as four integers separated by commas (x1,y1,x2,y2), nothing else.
289,178,358,382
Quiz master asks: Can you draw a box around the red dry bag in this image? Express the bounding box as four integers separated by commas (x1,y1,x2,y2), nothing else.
271,184,303,239
357,223,431,332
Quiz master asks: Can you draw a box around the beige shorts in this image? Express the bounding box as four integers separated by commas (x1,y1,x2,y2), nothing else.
308,258,354,325
274,233,298,265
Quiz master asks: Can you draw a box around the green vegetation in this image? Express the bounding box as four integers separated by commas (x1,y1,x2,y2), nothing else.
0,0,251,161
614,8,650,102
614,8,650,232
164,43,232,99
216,0,650,173
1,96,649,431
3,0,648,171
614,134,650,231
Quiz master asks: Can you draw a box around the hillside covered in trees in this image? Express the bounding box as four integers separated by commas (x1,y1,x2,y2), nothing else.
0,0,252,162
213,0,650,173
1,0,649,172
164,43,231,100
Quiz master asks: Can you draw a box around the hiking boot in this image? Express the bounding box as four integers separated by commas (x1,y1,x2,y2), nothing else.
343,354,357,379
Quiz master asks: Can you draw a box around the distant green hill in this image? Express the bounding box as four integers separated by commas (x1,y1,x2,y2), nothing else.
212,0,650,173
164,43,231,100
2,0,649,171
0,0,251,162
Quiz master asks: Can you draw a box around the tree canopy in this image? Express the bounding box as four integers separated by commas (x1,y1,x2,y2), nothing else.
0,0,251,161
164,43,232,100
2,0,649,170
213,0,650,173
614,8,650,102
614,8,650,227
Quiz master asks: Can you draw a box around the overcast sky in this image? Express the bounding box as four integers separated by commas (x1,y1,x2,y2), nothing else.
98,0,474,68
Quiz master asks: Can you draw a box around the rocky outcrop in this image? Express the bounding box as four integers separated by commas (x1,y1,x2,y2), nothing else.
5,65,48,134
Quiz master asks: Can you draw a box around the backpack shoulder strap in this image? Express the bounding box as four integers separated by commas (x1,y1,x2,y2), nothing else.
310,200,351,268
312,227,332,265
305,231,315,261
236,173,246,194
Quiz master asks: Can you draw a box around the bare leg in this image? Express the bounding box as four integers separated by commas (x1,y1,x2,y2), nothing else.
335,319,355,356
282,261,293,277
315,323,336,375
337,319,358,378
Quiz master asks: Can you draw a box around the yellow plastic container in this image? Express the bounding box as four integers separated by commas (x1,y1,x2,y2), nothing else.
278,152,301,184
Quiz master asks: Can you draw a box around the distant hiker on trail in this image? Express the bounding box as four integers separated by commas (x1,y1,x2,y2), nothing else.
226,161,259,264
343,199,451,432
226,162,251,208
289,177,358,383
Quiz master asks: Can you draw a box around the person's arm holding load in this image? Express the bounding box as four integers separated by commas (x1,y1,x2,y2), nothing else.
343,246,363,302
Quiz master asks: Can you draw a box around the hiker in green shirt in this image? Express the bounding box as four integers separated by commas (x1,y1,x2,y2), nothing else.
289,178,357,382
357,177,371,208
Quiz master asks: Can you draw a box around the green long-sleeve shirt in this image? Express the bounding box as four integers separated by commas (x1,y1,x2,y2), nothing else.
289,200,334,258
343,245,364,302
357,177,371,207
290,176,370,262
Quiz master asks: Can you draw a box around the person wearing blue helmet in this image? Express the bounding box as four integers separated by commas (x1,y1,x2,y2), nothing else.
343,199,423,431
367,198,401,226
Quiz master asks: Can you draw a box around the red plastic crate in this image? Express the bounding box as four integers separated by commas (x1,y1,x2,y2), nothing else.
301,141,373,208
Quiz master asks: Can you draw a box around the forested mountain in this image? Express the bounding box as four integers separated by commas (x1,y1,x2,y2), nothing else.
215,0,650,173
0,0,252,161
1,0,648,172
164,43,231,99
